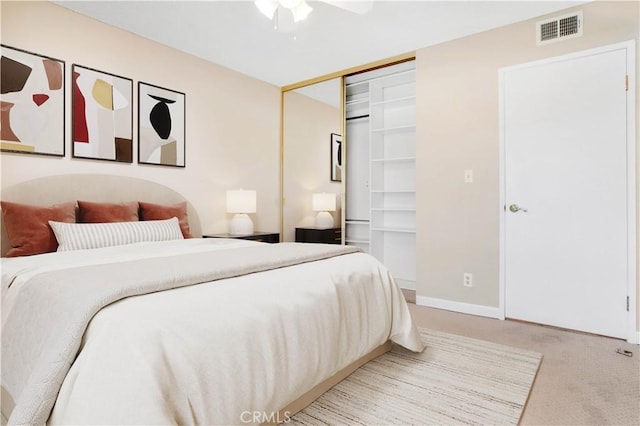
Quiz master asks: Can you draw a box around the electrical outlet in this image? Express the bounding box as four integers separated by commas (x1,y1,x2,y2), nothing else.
464,169,473,183
463,273,473,287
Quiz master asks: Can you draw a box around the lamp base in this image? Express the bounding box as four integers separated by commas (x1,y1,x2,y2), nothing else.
315,211,334,229
229,213,254,235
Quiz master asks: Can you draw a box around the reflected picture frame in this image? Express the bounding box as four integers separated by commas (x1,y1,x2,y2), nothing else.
331,132,342,182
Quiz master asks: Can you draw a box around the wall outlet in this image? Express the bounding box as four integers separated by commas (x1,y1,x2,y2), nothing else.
464,169,473,183
463,273,473,287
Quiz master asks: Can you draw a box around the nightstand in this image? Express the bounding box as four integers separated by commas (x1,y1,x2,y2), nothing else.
203,232,280,243
295,227,342,244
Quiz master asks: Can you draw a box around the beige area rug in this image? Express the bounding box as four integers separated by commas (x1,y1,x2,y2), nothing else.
291,329,543,425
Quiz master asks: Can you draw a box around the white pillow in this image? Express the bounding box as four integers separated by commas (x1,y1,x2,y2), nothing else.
49,217,184,252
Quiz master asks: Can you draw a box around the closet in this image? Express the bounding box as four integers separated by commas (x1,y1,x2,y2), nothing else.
345,61,416,290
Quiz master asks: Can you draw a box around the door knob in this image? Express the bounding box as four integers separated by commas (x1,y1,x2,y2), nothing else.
509,204,528,213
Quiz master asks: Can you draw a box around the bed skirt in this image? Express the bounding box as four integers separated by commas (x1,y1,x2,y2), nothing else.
268,341,393,425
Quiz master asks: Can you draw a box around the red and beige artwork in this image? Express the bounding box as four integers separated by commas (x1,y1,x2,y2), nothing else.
0,45,65,156
72,65,132,162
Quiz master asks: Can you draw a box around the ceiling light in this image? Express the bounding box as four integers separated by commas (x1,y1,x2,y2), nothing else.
291,1,312,22
279,0,303,8
255,0,313,23
255,0,278,20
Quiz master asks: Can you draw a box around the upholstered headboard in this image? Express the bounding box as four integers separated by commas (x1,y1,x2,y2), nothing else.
1,174,202,256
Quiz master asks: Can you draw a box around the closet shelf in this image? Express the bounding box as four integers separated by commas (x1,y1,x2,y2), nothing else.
371,227,416,233
370,124,416,134
371,95,416,107
371,208,416,212
346,98,369,106
371,190,415,193
371,157,415,163
368,69,416,86
346,239,370,245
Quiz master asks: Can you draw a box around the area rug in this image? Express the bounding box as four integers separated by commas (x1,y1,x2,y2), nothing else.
290,329,542,425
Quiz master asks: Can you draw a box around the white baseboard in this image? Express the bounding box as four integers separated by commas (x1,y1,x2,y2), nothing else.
416,296,504,320
417,297,640,343
396,278,415,291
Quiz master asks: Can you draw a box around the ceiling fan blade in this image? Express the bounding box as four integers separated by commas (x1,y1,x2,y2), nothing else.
320,0,373,14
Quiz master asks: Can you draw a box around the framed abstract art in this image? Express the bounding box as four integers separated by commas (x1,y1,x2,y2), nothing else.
1,45,65,157
72,64,133,162
138,82,185,167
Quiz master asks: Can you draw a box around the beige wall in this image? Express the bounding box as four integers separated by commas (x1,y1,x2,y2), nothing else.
0,1,281,236
282,90,341,242
3,1,638,331
416,1,639,328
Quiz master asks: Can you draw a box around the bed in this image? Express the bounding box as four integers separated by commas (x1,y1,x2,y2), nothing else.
0,175,423,425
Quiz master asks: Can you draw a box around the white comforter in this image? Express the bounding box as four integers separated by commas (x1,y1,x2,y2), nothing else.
1,239,423,425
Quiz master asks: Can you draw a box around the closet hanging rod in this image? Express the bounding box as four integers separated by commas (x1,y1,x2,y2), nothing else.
346,114,370,121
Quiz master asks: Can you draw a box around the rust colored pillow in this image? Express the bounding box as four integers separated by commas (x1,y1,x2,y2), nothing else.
139,201,192,238
1,201,76,257
78,201,139,223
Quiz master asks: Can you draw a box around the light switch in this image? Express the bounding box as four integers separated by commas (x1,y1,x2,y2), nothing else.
464,169,473,183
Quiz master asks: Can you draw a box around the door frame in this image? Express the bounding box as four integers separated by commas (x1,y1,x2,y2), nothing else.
498,40,637,343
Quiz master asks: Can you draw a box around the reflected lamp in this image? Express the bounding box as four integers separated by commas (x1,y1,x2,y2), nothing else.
312,192,336,229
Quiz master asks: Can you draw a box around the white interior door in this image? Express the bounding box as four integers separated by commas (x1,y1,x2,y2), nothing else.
503,46,630,338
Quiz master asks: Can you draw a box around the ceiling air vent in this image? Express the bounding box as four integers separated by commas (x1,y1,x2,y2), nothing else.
536,11,583,45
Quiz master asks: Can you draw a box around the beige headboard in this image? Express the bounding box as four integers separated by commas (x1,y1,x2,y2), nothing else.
1,174,202,256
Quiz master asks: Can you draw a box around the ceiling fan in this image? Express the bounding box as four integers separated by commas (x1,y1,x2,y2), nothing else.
255,0,374,32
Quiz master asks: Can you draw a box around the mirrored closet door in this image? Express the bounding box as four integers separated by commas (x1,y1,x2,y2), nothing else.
282,78,342,242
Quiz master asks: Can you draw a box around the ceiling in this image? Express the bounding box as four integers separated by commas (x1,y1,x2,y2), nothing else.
54,0,587,88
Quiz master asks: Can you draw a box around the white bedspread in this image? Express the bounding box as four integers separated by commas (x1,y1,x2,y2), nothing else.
1,239,423,425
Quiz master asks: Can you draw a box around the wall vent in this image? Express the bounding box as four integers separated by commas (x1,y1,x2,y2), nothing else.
536,11,583,45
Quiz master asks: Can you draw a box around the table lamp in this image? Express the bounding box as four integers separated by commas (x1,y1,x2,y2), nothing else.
312,192,336,229
227,189,256,235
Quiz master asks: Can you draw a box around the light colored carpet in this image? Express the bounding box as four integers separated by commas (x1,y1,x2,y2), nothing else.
291,329,542,425
408,304,640,425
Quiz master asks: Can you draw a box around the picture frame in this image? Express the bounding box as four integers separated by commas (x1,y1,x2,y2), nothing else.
331,132,342,182
138,82,185,167
72,64,133,163
1,45,65,157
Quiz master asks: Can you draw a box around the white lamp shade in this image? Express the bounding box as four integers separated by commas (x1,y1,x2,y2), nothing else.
312,193,336,212
226,190,257,214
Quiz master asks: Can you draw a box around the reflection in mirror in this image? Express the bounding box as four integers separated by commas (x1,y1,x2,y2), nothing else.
282,78,342,242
